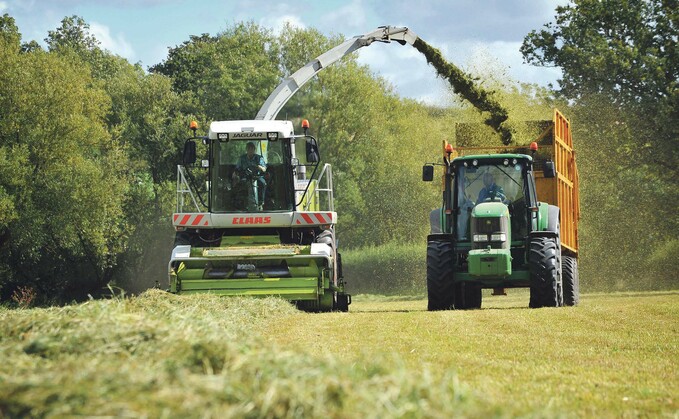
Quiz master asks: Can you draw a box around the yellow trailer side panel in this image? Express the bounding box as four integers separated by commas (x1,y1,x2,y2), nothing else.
534,109,579,255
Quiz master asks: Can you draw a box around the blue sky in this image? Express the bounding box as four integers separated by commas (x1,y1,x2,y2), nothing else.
2,0,567,104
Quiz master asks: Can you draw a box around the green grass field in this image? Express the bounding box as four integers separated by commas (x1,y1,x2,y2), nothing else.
1,289,677,417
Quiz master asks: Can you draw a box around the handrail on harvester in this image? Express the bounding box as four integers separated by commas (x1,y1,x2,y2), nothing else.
302,163,334,212
176,165,202,213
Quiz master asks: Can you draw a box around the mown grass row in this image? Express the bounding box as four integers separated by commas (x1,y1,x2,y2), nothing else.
1,289,678,417
0,290,489,418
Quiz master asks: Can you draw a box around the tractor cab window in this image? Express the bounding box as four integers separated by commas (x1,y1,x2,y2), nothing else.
456,162,527,241
211,139,293,212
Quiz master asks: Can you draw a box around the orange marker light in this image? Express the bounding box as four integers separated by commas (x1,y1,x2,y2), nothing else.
445,143,454,153
530,142,538,151
301,119,310,129
190,121,198,130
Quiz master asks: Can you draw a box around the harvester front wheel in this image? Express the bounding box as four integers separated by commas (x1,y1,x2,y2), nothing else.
562,256,580,306
426,237,455,311
529,236,560,308
336,293,350,312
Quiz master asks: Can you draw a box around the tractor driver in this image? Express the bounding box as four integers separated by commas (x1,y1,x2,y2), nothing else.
234,142,267,208
477,172,507,203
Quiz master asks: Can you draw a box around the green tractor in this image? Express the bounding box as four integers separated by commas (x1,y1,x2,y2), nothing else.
422,109,580,309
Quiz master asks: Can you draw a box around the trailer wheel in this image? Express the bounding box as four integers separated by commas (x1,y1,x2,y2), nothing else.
529,236,560,308
426,237,455,311
454,282,482,310
562,256,580,306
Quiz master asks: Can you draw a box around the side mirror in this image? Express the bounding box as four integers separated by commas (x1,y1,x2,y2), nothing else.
306,139,319,163
183,140,196,165
544,161,556,178
422,165,434,181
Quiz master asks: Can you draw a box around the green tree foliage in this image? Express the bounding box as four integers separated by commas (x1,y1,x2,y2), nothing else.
0,13,20,50
522,0,678,289
103,64,195,292
522,0,677,104
0,14,195,300
150,22,281,120
45,15,100,54
521,0,678,178
0,34,129,300
4,9,674,302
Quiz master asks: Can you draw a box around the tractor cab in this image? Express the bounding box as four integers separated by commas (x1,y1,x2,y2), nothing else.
451,155,537,244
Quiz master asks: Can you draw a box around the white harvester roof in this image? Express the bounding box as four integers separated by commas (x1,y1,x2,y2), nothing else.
208,120,295,140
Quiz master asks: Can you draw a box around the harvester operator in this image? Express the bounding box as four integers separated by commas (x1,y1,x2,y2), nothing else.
234,142,267,208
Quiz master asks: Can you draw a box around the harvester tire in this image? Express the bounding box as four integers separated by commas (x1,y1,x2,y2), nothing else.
334,252,350,312
426,237,455,311
562,256,580,306
454,282,482,310
529,236,560,308
174,232,191,246
336,293,350,312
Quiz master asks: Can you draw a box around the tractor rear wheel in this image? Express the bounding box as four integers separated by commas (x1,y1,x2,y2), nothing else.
426,237,455,311
454,282,482,310
562,255,580,306
529,236,560,308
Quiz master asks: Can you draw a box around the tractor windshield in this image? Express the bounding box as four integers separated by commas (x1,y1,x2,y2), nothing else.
211,139,293,212
456,161,527,241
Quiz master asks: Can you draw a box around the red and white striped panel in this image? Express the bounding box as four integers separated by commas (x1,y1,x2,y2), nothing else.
292,212,335,226
173,213,211,227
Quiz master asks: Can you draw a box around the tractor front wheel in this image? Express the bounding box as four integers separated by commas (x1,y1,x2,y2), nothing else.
529,236,560,308
426,237,455,311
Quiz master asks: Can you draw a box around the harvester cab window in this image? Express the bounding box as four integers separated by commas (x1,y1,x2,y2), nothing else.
211,139,293,213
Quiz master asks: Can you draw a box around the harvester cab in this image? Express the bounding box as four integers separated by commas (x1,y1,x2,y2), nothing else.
169,119,349,312
423,109,580,310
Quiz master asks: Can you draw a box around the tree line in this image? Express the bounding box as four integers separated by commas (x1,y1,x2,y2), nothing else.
0,0,676,302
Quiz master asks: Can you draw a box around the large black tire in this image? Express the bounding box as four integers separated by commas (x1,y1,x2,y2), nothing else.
454,282,482,310
335,293,350,312
174,232,191,246
334,252,350,312
426,238,455,311
555,224,564,307
529,236,560,308
562,256,580,306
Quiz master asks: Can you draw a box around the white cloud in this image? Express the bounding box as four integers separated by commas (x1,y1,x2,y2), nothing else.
0,2,8,12
89,21,135,61
319,0,367,33
265,14,306,35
